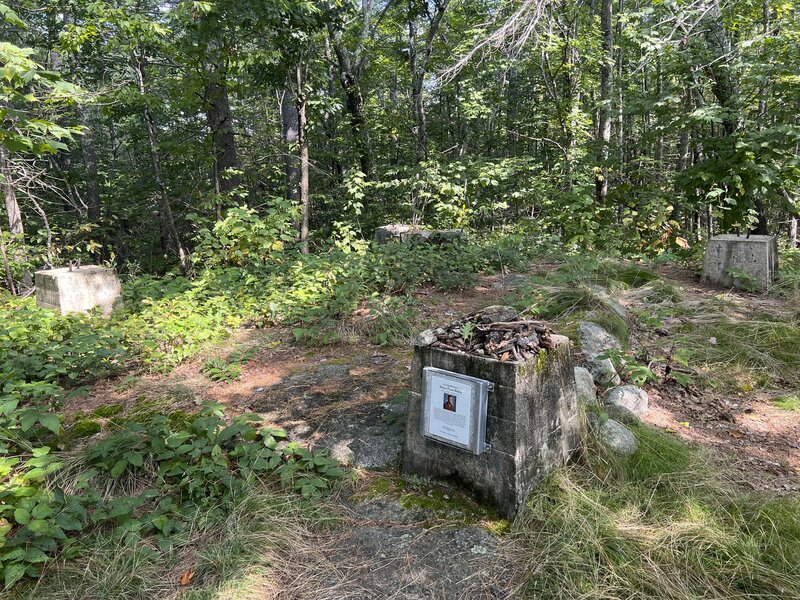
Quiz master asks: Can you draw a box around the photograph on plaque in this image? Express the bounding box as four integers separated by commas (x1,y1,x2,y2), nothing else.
421,367,490,454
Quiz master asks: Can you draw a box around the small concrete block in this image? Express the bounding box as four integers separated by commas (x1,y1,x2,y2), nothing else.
375,224,413,243
702,234,778,291
403,335,579,519
35,266,123,316
400,229,463,244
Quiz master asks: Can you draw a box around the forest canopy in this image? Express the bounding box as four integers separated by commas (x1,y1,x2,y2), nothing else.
0,0,798,282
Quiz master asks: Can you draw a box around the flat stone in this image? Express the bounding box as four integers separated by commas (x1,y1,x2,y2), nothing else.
586,355,621,387
414,329,437,346
574,367,597,405
400,229,463,244
35,266,123,316
479,305,519,323
599,419,638,455
491,274,528,290
577,321,621,356
605,385,649,421
374,223,413,243
702,234,778,291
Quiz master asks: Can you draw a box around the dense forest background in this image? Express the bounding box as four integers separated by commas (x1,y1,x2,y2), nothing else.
2,0,799,283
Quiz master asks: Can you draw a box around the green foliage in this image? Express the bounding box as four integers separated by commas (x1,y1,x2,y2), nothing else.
599,349,658,386
192,203,299,268
0,295,127,386
200,347,258,383
0,402,344,590
0,4,82,155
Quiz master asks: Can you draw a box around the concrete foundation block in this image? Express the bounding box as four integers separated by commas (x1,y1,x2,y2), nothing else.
374,224,413,243
702,235,778,291
374,224,463,245
35,266,123,316
403,335,580,519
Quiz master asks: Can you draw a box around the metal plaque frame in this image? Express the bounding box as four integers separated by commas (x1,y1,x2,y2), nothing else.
421,367,491,455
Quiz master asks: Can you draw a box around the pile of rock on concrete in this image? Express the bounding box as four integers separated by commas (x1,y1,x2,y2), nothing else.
574,314,649,457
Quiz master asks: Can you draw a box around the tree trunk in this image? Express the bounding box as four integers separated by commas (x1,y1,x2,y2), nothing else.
296,62,310,255
81,106,101,221
204,66,241,210
408,17,427,162
596,0,613,204
130,50,191,273
0,146,23,239
791,215,798,248
407,0,450,164
329,32,374,178
280,87,300,202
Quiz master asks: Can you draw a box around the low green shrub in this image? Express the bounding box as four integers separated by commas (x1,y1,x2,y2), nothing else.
0,403,344,591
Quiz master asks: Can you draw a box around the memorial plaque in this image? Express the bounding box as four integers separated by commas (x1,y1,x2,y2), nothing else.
421,367,490,454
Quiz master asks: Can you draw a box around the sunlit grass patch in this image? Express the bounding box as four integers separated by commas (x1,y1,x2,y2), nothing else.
19,490,336,600
677,318,800,389
772,394,800,411
513,424,800,599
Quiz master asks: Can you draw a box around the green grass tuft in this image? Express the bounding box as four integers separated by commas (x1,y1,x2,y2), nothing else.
772,394,800,411
678,318,800,388
513,424,800,599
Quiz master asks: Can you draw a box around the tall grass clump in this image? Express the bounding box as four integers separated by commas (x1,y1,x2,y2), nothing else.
678,318,800,387
512,425,800,599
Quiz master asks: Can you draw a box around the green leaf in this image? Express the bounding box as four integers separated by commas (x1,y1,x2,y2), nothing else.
110,460,128,478
4,562,26,589
24,547,48,564
13,508,30,525
39,414,60,434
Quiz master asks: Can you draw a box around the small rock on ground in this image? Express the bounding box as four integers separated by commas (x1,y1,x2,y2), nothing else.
605,385,649,422
480,305,519,323
577,321,622,356
599,419,638,456
574,367,597,405
415,328,437,346
586,355,621,387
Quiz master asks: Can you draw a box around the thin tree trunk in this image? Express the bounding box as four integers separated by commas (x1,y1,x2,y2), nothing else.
1,146,24,238
329,32,374,178
81,106,101,221
408,0,450,163
791,216,798,248
280,87,300,202
130,50,191,273
296,61,310,255
0,223,16,295
596,0,613,204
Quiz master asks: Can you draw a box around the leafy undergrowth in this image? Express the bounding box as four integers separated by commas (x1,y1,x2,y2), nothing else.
0,232,553,592
0,403,344,592
514,425,800,599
